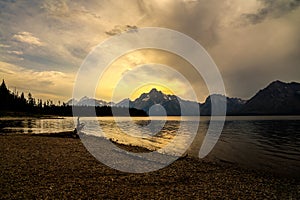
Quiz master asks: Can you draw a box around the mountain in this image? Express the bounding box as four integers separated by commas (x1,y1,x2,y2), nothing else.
66,98,78,106
67,96,115,107
131,88,176,113
240,80,300,115
116,98,132,108
200,94,246,115
129,88,200,115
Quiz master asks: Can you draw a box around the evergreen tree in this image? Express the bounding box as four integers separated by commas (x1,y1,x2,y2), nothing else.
19,92,27,111
0,79,9,94
0,79,10,110
28,93,34,106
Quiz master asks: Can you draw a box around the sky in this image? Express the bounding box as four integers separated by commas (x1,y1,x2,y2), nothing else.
0,0,299,103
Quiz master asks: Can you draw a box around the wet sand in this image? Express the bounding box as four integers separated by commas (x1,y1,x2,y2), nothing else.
1,133,299,199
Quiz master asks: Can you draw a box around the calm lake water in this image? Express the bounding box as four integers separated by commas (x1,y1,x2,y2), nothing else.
1,116,299,176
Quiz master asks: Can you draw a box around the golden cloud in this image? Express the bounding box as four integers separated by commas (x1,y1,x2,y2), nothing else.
12,32,44,46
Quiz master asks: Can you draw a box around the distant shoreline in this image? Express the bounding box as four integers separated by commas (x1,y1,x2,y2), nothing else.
1,111,300,118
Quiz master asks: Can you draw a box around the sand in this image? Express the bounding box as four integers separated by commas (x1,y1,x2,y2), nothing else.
1,133,299,199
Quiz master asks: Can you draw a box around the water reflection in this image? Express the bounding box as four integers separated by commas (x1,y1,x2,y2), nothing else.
208,120,300,177
0,117,75,134
83,119,190,154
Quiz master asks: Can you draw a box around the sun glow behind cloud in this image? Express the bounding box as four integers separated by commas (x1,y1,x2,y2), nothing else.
94,49,208,103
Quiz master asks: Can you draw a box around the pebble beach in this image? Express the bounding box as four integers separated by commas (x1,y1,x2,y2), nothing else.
1,133,299,199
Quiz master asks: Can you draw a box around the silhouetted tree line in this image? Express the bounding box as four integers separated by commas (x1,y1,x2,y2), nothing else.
0,80,147,116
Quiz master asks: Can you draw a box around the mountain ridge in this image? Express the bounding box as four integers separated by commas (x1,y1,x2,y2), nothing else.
239,80,300,115
68,80,300,115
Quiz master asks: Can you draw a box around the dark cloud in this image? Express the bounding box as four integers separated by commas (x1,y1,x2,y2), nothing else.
68,46,88,58
135,0,225,47
0,0,16,8
105,25,138,36
242,0,300,24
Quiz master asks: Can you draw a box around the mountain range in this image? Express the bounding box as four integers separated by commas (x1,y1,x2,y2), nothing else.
68,80,300,115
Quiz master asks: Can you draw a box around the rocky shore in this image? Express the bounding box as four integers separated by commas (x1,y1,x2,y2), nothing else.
1,133,299,199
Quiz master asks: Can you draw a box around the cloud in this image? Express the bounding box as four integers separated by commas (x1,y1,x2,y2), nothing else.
0,44,10,48
7,50,23,55
41,0,69,16
131,0,300,99
42,0,101,20
111,64,198,102
241,0,300,25
94,49,209,102
0,61,75,101
211,8,300,98
105,25,138,36
12,32,44,46
0,0,300,101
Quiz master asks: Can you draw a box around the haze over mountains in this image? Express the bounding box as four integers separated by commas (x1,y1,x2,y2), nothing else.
68,80,300,115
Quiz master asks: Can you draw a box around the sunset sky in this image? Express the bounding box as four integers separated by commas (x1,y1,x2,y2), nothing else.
0,0,299,103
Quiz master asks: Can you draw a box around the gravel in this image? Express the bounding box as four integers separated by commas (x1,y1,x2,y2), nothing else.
1,134,299,199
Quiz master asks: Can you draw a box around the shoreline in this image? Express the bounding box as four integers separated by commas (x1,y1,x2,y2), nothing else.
1,133,299,199
24,132,300,179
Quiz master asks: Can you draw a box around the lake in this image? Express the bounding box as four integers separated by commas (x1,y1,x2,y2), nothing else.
1,116,299,176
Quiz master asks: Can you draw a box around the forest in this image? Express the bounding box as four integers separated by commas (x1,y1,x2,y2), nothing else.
0,80,147,117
